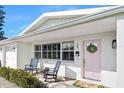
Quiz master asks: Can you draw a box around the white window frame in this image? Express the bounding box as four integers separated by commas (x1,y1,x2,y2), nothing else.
34,44,41,59
62,41,74,61
42,43,60,60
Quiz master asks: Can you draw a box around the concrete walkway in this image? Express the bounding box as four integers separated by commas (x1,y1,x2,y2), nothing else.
0,76,18,88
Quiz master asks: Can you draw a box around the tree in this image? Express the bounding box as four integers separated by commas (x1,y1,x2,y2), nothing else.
0,6,7,40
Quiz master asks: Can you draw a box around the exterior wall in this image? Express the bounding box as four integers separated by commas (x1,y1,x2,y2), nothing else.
101,32,116,72
37,17,80,31
101,71,116,87
17,42,33,69
0,30,116,87
5,43,17,68
6,49,17,68
0,31,116,87
0,47,5,66
0,50,2,66
0,42,34,70
31,31,116,87
117,14,124,87
0,43,17,68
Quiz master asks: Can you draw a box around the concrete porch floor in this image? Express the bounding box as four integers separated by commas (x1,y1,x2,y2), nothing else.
35,73,77,88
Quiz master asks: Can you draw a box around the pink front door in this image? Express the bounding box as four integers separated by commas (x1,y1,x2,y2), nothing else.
83,39,101,81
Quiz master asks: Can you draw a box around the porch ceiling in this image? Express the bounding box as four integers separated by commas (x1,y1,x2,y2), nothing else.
18,16,116,42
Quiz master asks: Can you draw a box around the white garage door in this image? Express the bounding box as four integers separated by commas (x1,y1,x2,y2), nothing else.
6,51,17,68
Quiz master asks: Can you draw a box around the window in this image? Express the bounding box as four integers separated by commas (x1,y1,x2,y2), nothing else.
42,43,60,59
34,45,41,59
62,41,74,61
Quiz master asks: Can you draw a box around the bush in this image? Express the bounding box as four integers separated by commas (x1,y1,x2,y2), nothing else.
97,83,104,88
0,67,46,88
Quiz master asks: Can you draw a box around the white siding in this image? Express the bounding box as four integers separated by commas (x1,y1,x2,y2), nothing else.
101,71,117,87
17,42,33,69
6,51,17,68
0,30,116,87
117,14,124,87
5,43,17,68
35,17,79,31
0,49,4,66
32,31,116,85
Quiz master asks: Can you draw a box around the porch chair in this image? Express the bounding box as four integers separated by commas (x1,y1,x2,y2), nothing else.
25,58,38,74
44,61,61,82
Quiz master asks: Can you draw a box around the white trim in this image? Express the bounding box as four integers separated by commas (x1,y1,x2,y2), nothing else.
19,6,116,35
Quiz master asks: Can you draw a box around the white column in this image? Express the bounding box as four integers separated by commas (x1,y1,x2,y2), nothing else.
117,15,124,87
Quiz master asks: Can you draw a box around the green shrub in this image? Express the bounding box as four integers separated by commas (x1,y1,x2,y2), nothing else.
0,67,46,88
0,67,10,80
97,83,104,88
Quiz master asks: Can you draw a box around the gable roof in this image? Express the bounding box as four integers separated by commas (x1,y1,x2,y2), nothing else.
19,6,116,35
0,5,123,45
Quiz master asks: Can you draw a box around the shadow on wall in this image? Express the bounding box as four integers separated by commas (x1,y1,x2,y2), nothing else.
65,66,76,79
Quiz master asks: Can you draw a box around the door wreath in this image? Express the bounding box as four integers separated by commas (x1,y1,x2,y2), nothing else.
87,43,97,53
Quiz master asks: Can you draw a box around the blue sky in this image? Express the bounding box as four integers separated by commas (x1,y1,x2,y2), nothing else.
3,5,110,38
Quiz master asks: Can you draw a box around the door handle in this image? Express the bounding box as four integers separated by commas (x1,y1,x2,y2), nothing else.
83,58,85,67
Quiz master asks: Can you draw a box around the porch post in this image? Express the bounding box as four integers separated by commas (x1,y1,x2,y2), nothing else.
2,47,6,66
117,15,124,87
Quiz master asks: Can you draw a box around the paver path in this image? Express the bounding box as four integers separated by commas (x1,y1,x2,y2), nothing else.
0,76,18,88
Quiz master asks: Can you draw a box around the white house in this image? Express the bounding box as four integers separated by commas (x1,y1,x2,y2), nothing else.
1,6,124,87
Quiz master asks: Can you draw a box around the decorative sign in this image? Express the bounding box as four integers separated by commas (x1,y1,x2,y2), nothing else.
87,43,97,53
